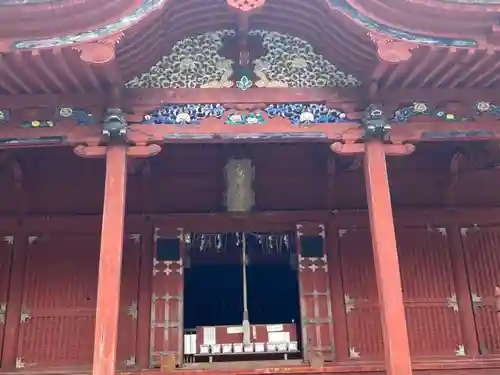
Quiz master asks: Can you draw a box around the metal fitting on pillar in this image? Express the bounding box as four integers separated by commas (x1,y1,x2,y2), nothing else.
102,108,128,144
362,104,391,140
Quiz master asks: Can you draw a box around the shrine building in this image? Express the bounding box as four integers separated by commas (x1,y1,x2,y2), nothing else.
0,1,499,375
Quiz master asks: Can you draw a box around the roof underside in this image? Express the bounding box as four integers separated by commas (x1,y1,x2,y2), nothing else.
0,0,499,95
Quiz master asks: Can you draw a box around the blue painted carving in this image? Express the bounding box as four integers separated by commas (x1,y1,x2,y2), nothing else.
475,101,500,117
0,109,10,123
55,107,93,125
265,103,348,125
143,104,225,124
392,102,467,123
12,0,165,49
328,0,478,47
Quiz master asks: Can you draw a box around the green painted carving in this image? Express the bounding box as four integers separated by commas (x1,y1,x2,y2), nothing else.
236,76,253,91
21,120,54,128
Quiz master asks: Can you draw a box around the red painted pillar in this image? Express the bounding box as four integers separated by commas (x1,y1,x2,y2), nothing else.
93,145,127,375
364,141,412,375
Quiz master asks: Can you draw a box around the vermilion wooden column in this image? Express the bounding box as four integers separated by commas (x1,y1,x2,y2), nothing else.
332,140,414,375
74,143,160,375
93,145,127,375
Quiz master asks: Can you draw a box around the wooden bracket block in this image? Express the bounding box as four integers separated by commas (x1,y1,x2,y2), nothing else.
74,144,162,158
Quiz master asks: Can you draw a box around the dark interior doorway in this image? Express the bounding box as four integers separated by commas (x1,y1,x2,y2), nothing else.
184,264,243,329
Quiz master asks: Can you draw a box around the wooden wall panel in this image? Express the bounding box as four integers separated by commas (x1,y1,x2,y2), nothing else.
338,226,463,360
338,228,383,360
397,228,462,357
117,236,142,367
0,236,13,364
16,235,100,367
14,232,142,368
460,225,500,355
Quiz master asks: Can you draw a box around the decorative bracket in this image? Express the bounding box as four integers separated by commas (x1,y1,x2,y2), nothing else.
128,300,138,320
74,144,161,159
20,308,30,323
447,294,459,312
471,293,483,309
368,32,419,63
344,294,355,314
0,302,6,324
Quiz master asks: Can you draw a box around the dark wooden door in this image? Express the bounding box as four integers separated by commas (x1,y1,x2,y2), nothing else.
16,234,141,368
16,235,100,367
296,223,335,362
460,225,500,355
338,227,462,360
338,228,382,360
397,227,462,357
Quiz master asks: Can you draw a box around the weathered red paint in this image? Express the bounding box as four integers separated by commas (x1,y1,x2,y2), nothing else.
397,228,463,357
338,228,383,360
363,141,412,375
16,235,100,367
92,146,127,375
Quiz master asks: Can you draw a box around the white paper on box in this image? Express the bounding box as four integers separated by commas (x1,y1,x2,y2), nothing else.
203,326,216,345
268,331,290,344
266,324,283,332
227,326,243,334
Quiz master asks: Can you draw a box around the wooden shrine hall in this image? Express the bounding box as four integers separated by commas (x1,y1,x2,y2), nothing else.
1,1,500,375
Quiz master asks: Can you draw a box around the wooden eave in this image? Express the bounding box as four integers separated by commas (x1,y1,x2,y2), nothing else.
334,0,500,47
0,0,138,41
0,0,499,95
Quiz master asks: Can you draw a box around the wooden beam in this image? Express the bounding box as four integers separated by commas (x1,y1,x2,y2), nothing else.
0,87,499,111
1,116,500,150
376,88,500,103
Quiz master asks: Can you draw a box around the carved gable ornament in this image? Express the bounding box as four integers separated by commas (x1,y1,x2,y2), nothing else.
125,29,361,89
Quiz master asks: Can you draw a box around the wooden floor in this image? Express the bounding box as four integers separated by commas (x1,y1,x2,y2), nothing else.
0,358,499,375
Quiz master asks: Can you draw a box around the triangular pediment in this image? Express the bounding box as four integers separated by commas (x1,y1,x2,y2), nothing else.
125,29,361,89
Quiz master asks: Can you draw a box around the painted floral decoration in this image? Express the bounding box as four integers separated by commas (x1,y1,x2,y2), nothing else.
249,30,361,88
265,103,347,125
59,107,73,117
237,76,253,91
143,104,225,124
55,107,93,125
475,101,500,117
125,30,236,89
226,113,266,125
392,102,465,122
21,120,54,128
0,110,10,123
